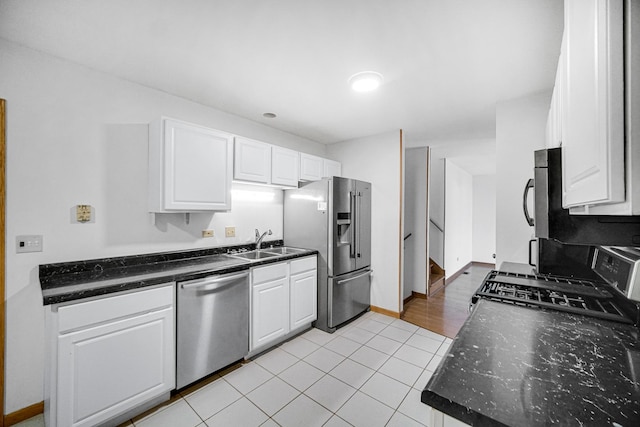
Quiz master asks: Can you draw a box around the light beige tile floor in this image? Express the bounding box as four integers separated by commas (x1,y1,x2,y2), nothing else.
20,311,451,427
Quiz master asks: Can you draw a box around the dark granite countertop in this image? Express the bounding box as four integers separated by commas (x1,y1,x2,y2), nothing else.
39,242,317,305
421,299,640,427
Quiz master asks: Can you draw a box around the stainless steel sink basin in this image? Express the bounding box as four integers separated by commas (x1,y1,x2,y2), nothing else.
230,250,279,260
264,247,307,255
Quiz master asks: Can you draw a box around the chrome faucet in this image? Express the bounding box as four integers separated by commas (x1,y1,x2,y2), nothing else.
255,228,272,250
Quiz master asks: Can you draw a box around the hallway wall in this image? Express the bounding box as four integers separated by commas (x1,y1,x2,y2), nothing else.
404,147,428,298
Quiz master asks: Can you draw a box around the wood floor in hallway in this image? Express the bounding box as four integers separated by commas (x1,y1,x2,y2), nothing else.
402,265,493,338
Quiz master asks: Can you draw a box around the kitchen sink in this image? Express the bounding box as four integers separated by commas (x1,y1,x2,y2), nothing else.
264,247,307,255
229,250,279,260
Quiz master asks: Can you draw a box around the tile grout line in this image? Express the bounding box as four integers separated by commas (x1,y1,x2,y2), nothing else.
129,312,445,427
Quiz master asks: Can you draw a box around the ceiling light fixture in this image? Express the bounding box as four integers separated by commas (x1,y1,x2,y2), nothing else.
348,71,383,92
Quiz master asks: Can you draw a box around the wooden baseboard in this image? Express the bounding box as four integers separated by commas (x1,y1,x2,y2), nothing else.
445,261,496,284
370,305,401,319
428,278,446,296
402,291,427,305
411,291,427,300
5,401,43,426
446,261,473,283
473,261,496,269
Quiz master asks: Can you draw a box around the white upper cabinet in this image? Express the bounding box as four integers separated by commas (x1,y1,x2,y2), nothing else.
546,34,565,149
149,117,233,212
234,136,271,184
271,146,300,187
234,138,299,187
299,153,324,181
323,158,342,178
300,153,342,181
561,0,625,209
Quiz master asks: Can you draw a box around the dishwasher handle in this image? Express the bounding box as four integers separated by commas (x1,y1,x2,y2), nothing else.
180,271,248,291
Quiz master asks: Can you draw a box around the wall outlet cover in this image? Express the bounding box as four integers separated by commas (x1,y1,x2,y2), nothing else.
225,227,236,238
76,205,92,222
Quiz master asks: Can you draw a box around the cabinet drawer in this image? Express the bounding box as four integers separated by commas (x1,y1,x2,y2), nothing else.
58,285,174,334
252,262,288,285
290,256,317,275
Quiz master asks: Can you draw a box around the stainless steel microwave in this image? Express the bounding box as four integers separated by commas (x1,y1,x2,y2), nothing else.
524,148,640,246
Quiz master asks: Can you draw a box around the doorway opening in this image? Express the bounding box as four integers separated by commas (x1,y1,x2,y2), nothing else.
400,145,496,338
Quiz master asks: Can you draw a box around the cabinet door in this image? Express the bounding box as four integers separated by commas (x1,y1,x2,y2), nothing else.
251,278,289,350
290,270,317,330
299,153,324,181
561,0,624,208
546,38,564,150
163,118,233,211
57,307,174,427
272,146,300,187
234,136,271,184
323,159,342,178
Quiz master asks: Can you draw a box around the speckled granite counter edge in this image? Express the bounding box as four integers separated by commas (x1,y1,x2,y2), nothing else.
40,241,319,305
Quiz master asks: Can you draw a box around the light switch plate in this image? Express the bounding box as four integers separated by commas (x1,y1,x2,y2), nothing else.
16,235,43,253
202,230,214,238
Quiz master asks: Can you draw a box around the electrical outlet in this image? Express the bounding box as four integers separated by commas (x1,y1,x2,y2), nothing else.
202,230,214,238
16,235,43,253
225,227,236,238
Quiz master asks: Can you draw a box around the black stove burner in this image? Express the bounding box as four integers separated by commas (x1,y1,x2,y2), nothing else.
472,270,635,324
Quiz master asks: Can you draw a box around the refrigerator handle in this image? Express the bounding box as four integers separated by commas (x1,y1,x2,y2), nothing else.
350,191,357,259
356,192,361,258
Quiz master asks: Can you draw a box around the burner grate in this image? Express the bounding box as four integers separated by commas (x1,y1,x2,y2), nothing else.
472,270,633,324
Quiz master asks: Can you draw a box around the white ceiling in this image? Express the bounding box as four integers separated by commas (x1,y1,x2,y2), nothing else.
0,0,563,146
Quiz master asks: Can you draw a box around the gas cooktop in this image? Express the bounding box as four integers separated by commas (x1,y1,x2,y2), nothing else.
472,270,636,324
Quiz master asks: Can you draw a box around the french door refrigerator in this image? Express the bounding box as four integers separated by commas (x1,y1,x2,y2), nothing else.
284,177,372,332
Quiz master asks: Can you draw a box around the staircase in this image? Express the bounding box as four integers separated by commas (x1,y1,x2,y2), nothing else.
429,259,445,296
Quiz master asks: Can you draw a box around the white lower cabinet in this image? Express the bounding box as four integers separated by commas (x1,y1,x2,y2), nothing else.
251,263,290,350
290,257,317,330
250,255,317,352
430,408,471,427
46,285,175,427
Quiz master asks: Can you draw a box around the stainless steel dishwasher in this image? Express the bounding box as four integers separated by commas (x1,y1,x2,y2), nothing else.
176,270,249,389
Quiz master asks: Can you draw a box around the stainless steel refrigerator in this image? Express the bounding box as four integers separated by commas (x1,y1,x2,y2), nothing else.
284,177,372,332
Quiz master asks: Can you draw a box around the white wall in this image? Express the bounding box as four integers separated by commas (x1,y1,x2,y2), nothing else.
444,160,473,278
0,39,326,413
328,131,402,314
495,91,550,266
472,175,496,264
403,148,428,298
428,156,446,268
